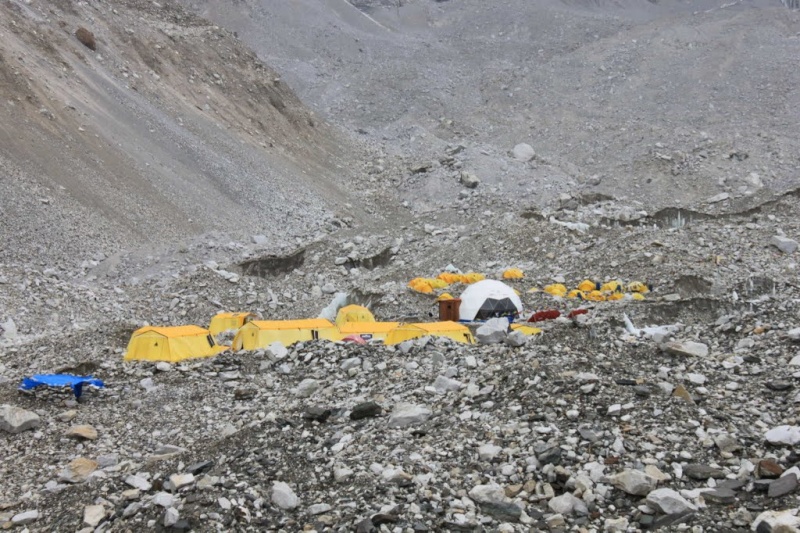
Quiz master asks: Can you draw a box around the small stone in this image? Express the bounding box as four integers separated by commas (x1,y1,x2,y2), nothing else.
672,384,695,404
295,378,319,398
0,405,41,434
272,481,299,509
303,406,331,423
505,330,528,347
512,143,536,162
11,510,39,525
60,457,98,483
646,488,697,515
350,401,382,420
479,443,503,461
480,501,522,522
169,473,195,490
163,507,179,527
766,380,793,391
308,503,332,515
714,434,740,453
387,403,431,428
66,425,98,440
460,172,480,189
125,475,152,491
609,469,657,496
432,375,462,394
604,517,629,532
152,492,175,508
83,505,105,527
469,483,506,504
548,493,586,515
683,464,726,480
757,458,783,479
186,461,214,476
57,410,77,422
702,488,736,504
768,473,798,498
334,467,354,482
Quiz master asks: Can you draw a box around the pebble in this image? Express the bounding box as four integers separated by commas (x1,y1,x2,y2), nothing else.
66,424,98,440
350,401,382,420
387,403,431,428
83,505,105,527
646,488,697,515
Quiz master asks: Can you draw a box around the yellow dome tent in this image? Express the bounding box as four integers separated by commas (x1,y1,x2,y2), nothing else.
543,283,568,298
208,312,256,336
577,279,598,292
502,268,524,280
233,319,339,350
510,324,543,336
335,305,376,327
125,325,227,363
436,293,454,301
385,322,475,345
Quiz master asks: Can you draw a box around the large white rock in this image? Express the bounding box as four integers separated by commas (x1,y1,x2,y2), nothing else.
609,469,658,496
11,510,39,525
662,341,709,357
0,405,41,434
468,483,506,504
478,443,503,461
765,425,800,446
788,328,800,342
751,509,800,531
163,507,180,527
125,475,152,491
272,481,299,509
387,403,431,428
646,488,697,515
169,473,195,490
771,235,798,254
505,330,528,347
267,341,288,360
476,318,509,345
295,378,319,398
548,493,586,515
152,492,175,508
512,143,536,162
83,505,106,527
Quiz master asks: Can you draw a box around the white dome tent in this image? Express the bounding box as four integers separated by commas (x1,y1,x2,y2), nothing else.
459,280,523,322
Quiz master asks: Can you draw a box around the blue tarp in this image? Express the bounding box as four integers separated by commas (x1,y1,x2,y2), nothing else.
19,374,105,398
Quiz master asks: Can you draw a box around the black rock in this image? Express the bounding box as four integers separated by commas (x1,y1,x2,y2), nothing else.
303,406,332,423
579,427,601,442
717,479,746,491
743,355,762,364
537,446,562,466
441,522,481,532
753,480,772,493
372,513,399,526
234,388,256,400
168,519,192,531
768,473,798,498
756,520,773,533
766,380,793,391
703,488,736,504
683,464,726,480
616,378,637,386
480,501,522,522
351,401,382,420
186,460,214,476
412,522,430,532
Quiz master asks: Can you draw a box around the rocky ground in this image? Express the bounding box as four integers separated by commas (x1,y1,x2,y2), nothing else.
3,0,800,531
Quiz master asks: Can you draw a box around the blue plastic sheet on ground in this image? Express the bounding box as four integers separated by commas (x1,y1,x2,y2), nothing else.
19,374,105,399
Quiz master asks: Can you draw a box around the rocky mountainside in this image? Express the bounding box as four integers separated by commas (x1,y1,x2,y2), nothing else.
2,1,800,532
0,0,372,267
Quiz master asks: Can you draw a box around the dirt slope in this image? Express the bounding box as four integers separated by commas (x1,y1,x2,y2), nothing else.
0,0,367,267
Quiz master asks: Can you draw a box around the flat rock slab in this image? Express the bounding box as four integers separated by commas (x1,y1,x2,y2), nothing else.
702,488,736,504
66,425,98,440
769,473,798,498
683,464,726,480
663,341,709,357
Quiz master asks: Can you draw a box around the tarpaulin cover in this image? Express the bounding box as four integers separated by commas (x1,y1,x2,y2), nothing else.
19,374,105,398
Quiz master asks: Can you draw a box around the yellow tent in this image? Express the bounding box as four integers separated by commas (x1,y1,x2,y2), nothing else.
339,322,400,342
232,319,339,349
335,305,376,327
510,324,543,336
209,312,256,336
385,322,475,345
124,325,227,363
502,268,524,279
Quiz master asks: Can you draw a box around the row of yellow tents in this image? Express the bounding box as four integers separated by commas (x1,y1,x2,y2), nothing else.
124,305,477,363
536,279,650,301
